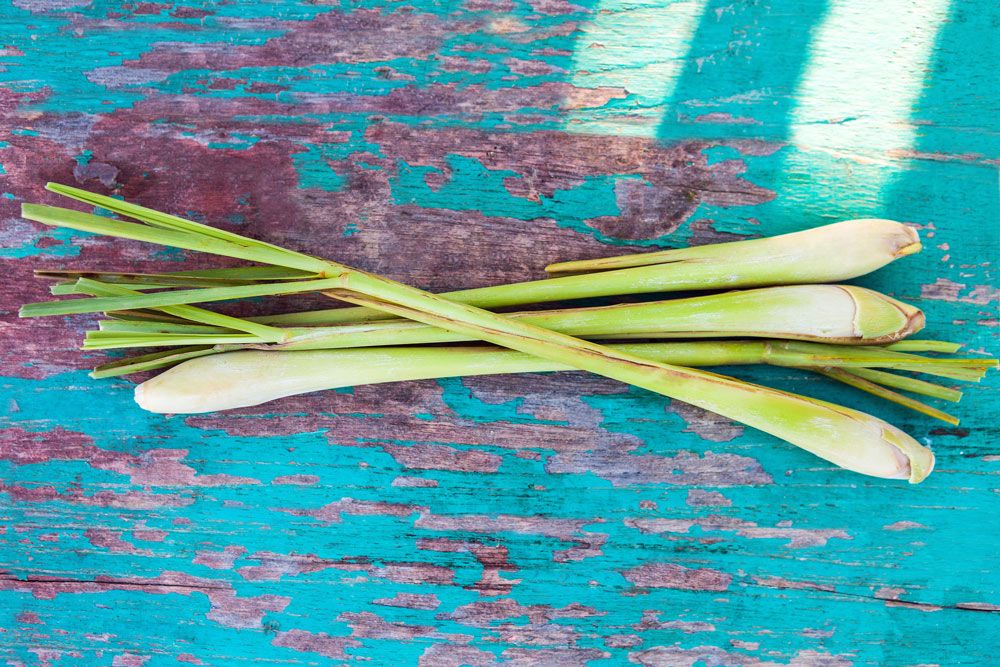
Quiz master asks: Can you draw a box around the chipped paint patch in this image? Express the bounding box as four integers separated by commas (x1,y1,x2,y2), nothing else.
622,562,732,592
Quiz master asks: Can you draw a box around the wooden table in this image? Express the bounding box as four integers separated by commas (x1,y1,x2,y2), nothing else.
2,1,997,664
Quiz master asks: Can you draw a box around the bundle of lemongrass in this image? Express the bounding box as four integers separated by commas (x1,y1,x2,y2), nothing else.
18,183,997,483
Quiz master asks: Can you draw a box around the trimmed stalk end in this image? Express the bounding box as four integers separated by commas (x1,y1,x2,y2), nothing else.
838,419,934,483
844,286,925,343
851,218,922,259
135,379,182,414
21,202,45,219
134,382,154,412
881,424,935,484
893,225,922,257
136,375,189,414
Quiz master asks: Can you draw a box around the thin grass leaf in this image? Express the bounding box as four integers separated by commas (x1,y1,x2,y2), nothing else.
68,278,286,341
843,367,962,402
37,266,317,283
90,346,217,379
761,341,995,381
47,183,325,271
908,366,989,382
819,367,959,425
84,331,265,349
884,340,963,353
105,310,198,325
54,279,240,294
54,282,114,296
22,203,330,273
21,276,345,318
97,320,236,335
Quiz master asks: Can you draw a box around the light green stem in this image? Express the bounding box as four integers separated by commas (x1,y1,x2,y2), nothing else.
82,284,922,350
545,218,921,274
136,341,962,425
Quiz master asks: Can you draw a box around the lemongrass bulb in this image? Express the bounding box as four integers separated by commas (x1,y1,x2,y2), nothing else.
135,343,776,413
134,347,549,414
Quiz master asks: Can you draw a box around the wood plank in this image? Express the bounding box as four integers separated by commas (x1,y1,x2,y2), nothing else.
1,0,997,664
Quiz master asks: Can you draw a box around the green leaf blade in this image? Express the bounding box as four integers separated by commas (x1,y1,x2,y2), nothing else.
22,202,331,273
20,277,345,318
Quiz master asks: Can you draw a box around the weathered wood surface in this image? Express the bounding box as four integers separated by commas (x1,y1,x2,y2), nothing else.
1,0,998,664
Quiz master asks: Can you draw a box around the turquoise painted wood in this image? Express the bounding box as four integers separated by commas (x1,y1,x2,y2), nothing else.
1,0,998,664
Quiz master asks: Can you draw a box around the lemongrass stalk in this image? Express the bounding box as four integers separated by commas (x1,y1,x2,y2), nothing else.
23,193,933,482
545,218,920,275
818,368,959,426
324,282,938,483
80,302,994,382
76,284,923,350
93,338,995,387
134,342,968,424
249,283,922,334
43,185,923,325
131,344,760,413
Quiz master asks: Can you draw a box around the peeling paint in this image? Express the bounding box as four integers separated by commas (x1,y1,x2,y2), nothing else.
0,0,997,664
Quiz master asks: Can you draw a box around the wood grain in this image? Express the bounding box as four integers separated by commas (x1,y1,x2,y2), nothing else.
1,0,997,665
